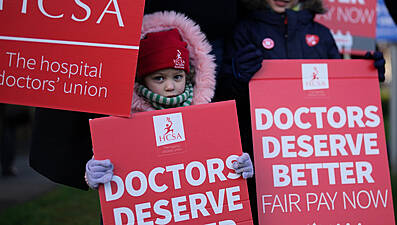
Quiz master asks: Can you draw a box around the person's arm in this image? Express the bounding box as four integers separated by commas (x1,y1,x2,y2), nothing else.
214,21,262,101
29,108,102,190
325,29,342,59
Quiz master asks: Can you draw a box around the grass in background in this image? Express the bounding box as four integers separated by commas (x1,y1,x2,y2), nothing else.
1,177,397,224
0,186,101,225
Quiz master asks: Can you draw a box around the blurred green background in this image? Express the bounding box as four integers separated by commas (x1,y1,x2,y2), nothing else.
0,186,101,225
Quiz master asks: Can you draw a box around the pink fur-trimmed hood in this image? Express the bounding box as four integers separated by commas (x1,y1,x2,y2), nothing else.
131,11,216,113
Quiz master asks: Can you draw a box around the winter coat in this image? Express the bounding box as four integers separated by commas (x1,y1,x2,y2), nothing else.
132,11,216,113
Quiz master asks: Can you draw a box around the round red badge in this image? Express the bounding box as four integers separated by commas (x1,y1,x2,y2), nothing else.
305,34,319,47
262,38,274,49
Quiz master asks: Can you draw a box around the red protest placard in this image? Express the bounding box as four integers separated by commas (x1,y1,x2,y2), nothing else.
0,0,145,116
90,101,253,225
249,59,394,225
315,0,377,54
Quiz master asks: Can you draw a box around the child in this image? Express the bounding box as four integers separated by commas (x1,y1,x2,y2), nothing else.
85,10,254,194
215,0,385,223
30,1,240,191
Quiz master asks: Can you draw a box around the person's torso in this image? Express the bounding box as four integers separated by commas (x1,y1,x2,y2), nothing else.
241,9,340,60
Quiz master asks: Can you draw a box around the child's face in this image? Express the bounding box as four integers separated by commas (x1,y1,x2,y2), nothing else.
143,68,187,97
265,0,299,13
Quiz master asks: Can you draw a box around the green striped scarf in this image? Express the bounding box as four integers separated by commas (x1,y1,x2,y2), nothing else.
135,82,194,110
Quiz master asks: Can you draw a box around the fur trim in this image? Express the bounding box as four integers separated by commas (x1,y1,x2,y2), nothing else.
131,11,216,113
241,0,326,14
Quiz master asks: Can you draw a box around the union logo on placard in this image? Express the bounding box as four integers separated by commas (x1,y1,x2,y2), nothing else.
301,64,329,90
153,113,186,147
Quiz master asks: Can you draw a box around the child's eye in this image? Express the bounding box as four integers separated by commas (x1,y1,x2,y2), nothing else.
152,76,164,82
174,74,184,81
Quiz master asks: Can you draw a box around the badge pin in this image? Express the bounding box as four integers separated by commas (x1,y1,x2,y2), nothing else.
306,34,319,47
262,38,274,49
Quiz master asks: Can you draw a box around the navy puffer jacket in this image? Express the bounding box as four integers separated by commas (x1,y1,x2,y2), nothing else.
216,8,341,101
215,8,342,101
233,8,340,61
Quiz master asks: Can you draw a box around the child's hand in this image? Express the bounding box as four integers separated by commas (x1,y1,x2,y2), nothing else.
85,158,114,189
232,44,263,83
233,153,254,179
364,51,385,82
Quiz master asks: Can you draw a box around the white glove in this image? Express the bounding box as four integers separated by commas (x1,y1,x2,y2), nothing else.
85,158,114,189
233,153,254,179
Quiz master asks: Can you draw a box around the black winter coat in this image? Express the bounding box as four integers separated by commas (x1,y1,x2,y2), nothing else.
30,109,101,190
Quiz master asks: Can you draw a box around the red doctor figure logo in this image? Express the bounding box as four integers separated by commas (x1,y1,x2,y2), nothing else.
164,117,174,135
312,66,319,80
173,49,185,69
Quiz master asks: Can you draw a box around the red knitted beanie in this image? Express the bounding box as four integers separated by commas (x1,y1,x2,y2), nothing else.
137,29,190,77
